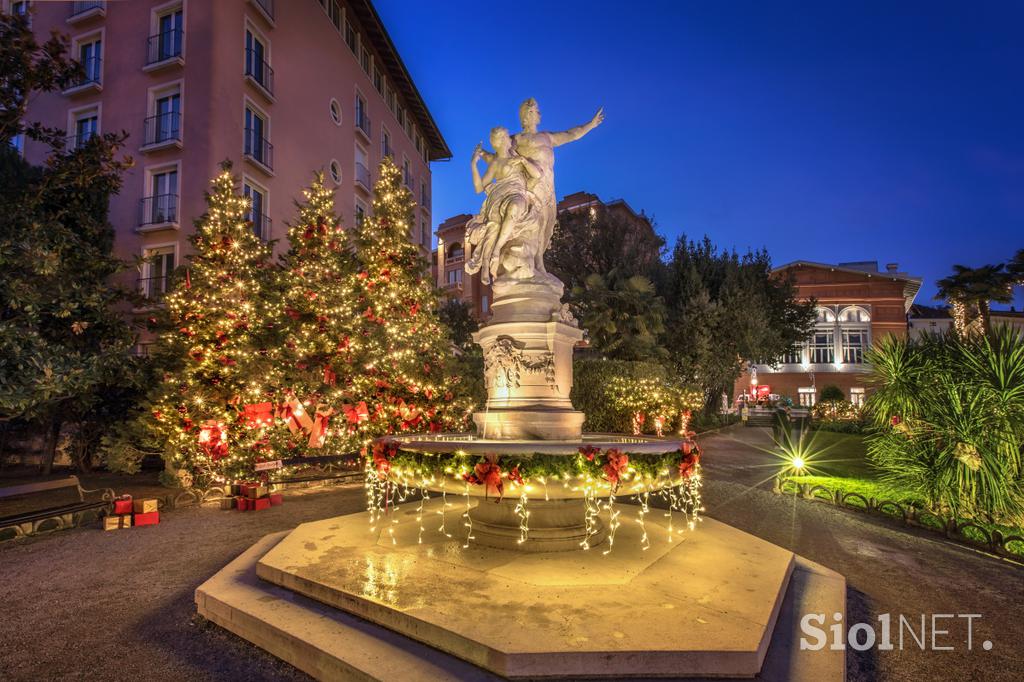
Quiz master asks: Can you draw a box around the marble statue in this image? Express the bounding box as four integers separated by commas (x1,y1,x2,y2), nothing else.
466,98,603,290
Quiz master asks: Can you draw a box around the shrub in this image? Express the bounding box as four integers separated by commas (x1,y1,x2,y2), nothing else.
820,385,845,402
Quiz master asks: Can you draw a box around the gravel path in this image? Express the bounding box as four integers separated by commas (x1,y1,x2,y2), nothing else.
1,427,1022,681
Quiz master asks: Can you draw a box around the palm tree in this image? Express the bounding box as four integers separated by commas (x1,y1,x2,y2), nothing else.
936,264,1013,336
1008,248,1024,286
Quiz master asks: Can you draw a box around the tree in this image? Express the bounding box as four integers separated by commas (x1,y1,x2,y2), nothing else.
0,12,136,473
659,236,816,406
571,271,668,362
148,164,285,485
936,264,1013,337
437,298,479,352
1007,249,1024,287
346,157,471,443
547,202,664,290
819,385,844,402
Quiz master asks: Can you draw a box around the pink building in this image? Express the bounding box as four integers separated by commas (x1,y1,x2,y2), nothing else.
15,0,448,313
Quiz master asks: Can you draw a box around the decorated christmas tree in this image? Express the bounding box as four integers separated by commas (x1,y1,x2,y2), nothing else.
150,164,285,485
277,173,361,455
348,157,470,448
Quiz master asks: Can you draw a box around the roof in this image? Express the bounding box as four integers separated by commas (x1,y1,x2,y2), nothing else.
909,304,952,319
349,0,451,161
774,260,923,311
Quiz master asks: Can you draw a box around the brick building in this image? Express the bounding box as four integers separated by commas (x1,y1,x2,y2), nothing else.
734,260,921,407
13,0,447,311
433,191,655,319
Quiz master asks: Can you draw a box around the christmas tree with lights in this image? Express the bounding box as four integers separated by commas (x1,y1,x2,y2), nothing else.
348,157,470,445
278,173,361,454
151,164,285,485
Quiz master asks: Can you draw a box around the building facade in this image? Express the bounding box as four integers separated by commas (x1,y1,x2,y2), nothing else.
433,191,656,320
15,0,447,307
909,304,1024,338
734,261,921,407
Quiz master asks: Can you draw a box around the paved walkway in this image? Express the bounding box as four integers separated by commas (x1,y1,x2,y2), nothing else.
0,428,1022,681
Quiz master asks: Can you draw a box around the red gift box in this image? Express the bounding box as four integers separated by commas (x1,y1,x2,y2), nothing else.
236,497,250,511
113,495,133,515
253,497,271,511
134,511,159,527
269,493,284,506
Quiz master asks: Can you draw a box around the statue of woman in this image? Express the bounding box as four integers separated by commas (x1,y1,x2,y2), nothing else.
465,126,542,285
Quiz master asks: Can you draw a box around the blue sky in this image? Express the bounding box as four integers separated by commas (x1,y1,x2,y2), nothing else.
376,0,1024,306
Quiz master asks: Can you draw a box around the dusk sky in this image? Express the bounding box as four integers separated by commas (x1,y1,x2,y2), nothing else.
376,0,1023,306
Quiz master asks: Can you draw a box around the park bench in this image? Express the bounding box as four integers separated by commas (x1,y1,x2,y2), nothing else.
0,476,115,541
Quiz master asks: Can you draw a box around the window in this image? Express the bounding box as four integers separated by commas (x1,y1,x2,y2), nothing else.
355,145,369,188
142,246,175,300
842,329,868,364
781,346,802,365
798,387,816,407
78,37,102,85
329,159,341,184
403,157,412,187
446,269,463,285
329,98,342,125
156,8,184,62
344,19,356,52
381,128,392,159
839,307,871,324
850,387,866,408
373,65,383,94
397,107,405,130
11,1,29,17
447,242,464,261
420,220,428,246
810,330,834,364
354,92,369,135
244,105,269,166
244,181,268,240
354,200,366,227
481,295,490,314
146,168,178,224
73,110,98,148
11,133,24,156
245,30,271,93
360,47,370,74
147,88,181,145
327,1,341,31
385,85,395,112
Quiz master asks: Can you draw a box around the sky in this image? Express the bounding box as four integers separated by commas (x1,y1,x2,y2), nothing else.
375,0,1024,307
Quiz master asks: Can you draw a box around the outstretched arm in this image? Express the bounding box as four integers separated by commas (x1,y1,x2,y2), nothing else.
471,144,496,194
548,107,604,147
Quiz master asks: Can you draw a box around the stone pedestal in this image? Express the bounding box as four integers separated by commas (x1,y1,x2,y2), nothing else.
472,280,585,440
468,497,607,552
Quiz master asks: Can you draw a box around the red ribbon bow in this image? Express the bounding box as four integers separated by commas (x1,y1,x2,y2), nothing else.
343,401,370,425
579,445,600,462
243,402,274,428
372,440,398,479
602,449,630,486
323,366,337,385
308,406,335,448
198,420,229,461
678,444,701,479
467,461,503,501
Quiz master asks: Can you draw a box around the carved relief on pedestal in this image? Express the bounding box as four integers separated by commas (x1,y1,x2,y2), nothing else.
483,335,557,392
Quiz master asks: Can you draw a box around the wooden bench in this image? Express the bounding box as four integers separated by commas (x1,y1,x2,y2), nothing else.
0,476,115,541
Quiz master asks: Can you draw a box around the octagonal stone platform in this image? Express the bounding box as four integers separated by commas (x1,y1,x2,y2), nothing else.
219,499,839,680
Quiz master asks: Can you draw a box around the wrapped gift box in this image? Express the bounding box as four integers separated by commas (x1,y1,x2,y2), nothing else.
229,484,243,496
269,493,284,506
219,497,235,510
134,511,159,527
133,498,158,514
104,515,132,530
113,495,133,515
245,485,268,500
253,497,271,511
236,497,251,511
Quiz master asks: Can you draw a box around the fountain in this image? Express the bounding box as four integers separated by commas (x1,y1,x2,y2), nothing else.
195,101,846,681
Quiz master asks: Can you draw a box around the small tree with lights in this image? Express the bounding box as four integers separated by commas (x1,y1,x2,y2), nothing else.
277,173,362,454
348,157,470,447
150,163,285,485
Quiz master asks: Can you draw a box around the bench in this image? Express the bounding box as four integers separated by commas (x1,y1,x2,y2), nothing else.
0,476,115,541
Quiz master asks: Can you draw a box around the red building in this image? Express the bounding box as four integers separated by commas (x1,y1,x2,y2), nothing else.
734,260,921,407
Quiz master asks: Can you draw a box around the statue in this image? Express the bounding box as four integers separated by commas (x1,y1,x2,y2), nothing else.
468,98,603,291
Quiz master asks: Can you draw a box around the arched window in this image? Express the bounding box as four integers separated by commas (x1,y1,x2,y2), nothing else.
816,307,837,323
839,306,871,323
447,242,464,262
839,307,871,364
810,307,836,364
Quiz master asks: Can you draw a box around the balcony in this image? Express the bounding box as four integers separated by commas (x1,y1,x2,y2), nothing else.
354,111,371,142
67,1,105,24
64,56,102,96
141,111,182,152
145,28,184,71
247,0,275,25
249,212,272,241
138,194,179,231
355,161,371,192
244,128,274,173
138,275,171,302
244,48,274,100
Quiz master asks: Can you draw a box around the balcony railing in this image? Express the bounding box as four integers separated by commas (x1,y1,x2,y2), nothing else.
244,48,274,96
249,212,272,240
139,193,179,226
244,128,273,171
146,28,184,66
138,275,171,301
142,111,181,147
249,0,274,20
355,161,371,190
446,252,465,264
68,1,105,21
67,56,102,90
355,111,371,138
